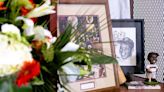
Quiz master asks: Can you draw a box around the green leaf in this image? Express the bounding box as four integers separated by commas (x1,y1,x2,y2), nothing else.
41,66,51,74
0,18,10,23
21,37,30,46
90,54,117,64
55,51,86,65
17,0,33,9
55,51,77,64
24,35,35,42
53,24,73,50
41,44,54,63
31,77,44,85
79,67,90,76
12,85,32,92
0,0,5,2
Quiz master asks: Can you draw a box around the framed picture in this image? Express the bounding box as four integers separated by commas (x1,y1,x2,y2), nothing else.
57,0,119,91
112,19,145,77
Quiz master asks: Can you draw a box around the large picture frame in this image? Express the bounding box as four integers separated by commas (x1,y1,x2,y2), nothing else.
112,19,145,78
57,0,119,91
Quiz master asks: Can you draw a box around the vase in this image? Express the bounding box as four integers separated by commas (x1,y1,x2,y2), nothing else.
0,76,32,92
32,68,58,92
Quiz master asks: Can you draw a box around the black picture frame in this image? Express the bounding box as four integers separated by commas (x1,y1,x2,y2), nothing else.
111,19,145,80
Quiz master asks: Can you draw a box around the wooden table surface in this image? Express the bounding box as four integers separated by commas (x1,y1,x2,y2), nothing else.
89,74,164,92
119,84,164,92
88,84,164,92
119,74,164,92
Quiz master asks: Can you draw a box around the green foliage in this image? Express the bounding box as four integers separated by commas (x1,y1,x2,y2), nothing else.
0,0,33,24
53,24,73,50
25,35,35,43
31,77,44,86
36,21,118,91
90,53,117,64
41,44,55,63
0,18,9,24
144,81,160,85
2,32,30,46
54,51,91,68
17,0,33,9
0,0,5,2
20,36,31,46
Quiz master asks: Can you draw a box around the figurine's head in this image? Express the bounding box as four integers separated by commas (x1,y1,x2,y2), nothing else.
147,52,159,64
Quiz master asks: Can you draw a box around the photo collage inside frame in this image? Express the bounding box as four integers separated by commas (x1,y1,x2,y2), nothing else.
59,15,107,83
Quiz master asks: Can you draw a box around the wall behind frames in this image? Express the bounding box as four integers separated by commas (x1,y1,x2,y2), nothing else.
133,0,164,83
109,0,131,19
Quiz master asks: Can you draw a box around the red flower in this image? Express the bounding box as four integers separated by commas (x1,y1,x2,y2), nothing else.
16,60,40,87
0,2,7,11
21,0,35,15
21,7,29,16
20,0,37,22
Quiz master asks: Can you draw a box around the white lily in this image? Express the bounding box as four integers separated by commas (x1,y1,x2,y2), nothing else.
62,63,80,82
26,0,56,18
16,17,34,36
1,24,21,40
33,26,57,48
16,16,56,49
61,42,80,82
33,26,53,40
61,42,80,52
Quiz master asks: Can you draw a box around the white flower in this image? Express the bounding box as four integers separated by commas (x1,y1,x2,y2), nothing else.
16,17,34,36
62,63,80,82
0,34,33,77
33,26,56,48
26,0,56,18
50,37,57,43
61,42,79,52
1,24,21,40
45,37,57,49
16,17,56,46
33,26,52,40
61,42,80,82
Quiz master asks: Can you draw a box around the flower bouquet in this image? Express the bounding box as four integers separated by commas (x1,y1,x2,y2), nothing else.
0,0,117,92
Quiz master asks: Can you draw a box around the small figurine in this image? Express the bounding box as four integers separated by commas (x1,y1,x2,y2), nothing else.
145,52,159,83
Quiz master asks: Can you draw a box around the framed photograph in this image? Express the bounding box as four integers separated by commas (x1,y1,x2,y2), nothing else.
57,0,119,91
112,19,145,77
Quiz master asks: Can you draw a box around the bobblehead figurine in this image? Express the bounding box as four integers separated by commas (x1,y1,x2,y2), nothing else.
145,52,159,83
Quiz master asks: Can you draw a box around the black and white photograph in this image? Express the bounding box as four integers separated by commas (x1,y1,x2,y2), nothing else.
112,28,136,66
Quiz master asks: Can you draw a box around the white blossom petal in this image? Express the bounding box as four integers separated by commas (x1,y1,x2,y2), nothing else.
26,0,55,18
50,37,57,43
62,63,80,82
16,17,34,36
61,42,79,52
1,24,21,40
33,26,47,40
0,34,33,77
